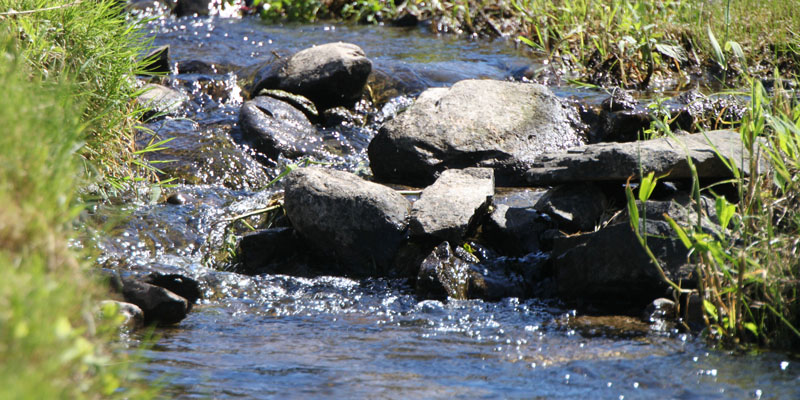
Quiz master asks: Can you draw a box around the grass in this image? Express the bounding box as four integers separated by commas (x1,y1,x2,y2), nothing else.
627,78,800,350
0,0,160,397
252,0,800,88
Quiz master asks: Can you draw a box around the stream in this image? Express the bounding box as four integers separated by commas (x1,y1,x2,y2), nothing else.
91,8,800,399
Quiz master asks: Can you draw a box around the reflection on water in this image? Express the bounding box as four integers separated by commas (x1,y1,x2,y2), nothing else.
96,11,800,400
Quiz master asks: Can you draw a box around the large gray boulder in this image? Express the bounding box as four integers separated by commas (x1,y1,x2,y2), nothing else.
248,42,372,110
283,167,411,277
410,168,494,244
526,130,765,185
368,79,584,186
238,96,321,160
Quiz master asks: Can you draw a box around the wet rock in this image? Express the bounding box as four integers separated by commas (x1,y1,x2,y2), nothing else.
248,42,372,110
416,242,544,301
141,45,170,75
100,300,144,330
166,192,189,205
369,79,585,186
552,220,693,306
283,167,411,277
238,96,321,160
237,227,316,276
137,83,187,119
257,89,319,122
534,182,608,233
410,168,494,244
526,130,766,185
482,204,552,256
643,298,677,325
120,277,189,325
174,0,213,16
176,60,235,75
560,315,651,339
144,272,202,311
602,108,651,142
135,120,268,189
601,88,638,112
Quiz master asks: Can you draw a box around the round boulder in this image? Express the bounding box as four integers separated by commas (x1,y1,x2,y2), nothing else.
368,79,585,186
248,42,372,110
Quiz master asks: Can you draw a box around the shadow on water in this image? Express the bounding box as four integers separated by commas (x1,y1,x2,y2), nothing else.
88,9,800,399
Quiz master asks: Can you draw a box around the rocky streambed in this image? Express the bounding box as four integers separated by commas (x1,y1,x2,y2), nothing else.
91,4,800,399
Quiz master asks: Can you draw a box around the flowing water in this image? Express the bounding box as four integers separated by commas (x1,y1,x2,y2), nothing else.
91,8,800,399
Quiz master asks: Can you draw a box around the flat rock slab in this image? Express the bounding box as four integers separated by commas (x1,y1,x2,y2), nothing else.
410,168,494,244
369,79,585,186
283,167,411,277
526,130,765,185
248,42,372,110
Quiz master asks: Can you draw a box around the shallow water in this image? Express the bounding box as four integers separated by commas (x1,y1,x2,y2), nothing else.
95,11,800,399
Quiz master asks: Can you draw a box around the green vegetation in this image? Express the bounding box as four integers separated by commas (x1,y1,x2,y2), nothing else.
254,0,800,87
0,0,158,397
627,79,800,350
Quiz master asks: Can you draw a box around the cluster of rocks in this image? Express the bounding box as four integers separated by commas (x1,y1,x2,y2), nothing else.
102,271,202,329
128,34,763,332
226,41,765,326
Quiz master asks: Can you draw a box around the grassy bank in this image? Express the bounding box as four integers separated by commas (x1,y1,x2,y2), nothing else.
0,1,156,398
257,0,800,87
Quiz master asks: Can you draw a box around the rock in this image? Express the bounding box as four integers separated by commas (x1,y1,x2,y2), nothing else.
410,168,494,244
237,227,317,276
247,42,372,110
482,204,552,256
137,83,187,119
559,315,651,339
121,278,189,325
602,109,651,142
257,89,319,122
526,130,766,185
534,182,608,233
552,219,693,306
135,119,268,189
416,242,546,301
173,0,213,16
176,60,235,75
238,96,321,160
144,272,202,311
643,298,677,328
141,45,170,75
601,88,638,112
369,79,585,186
283,167,411,277
100,300,144,330
166,192,189,205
